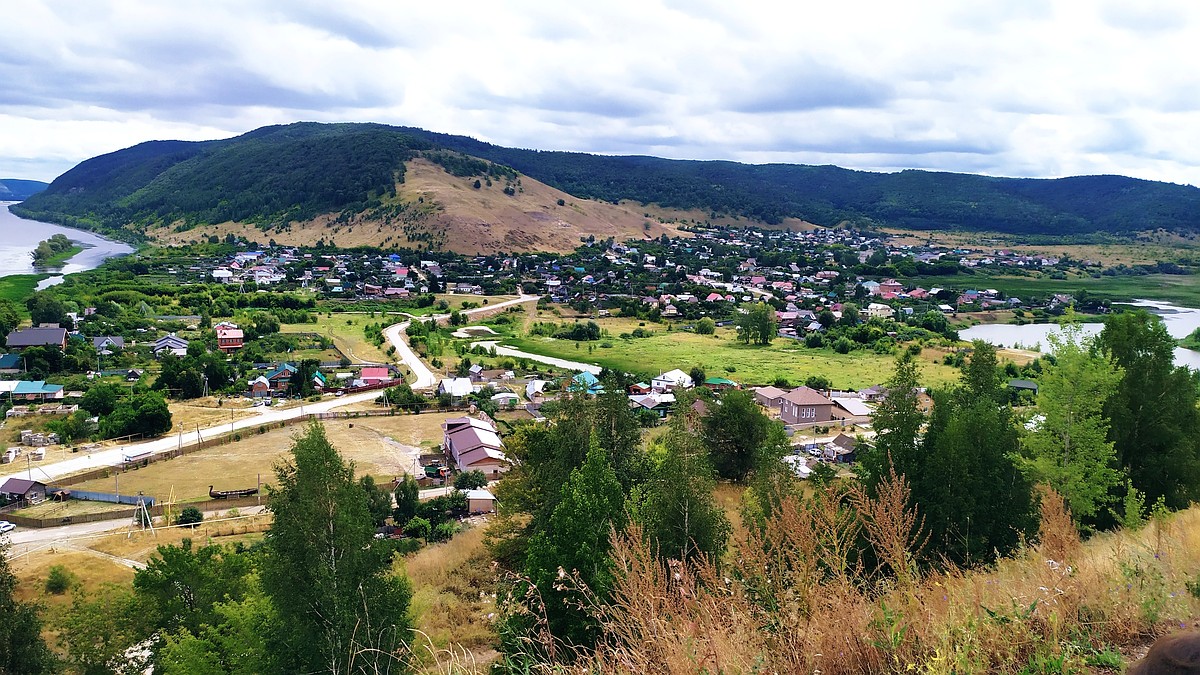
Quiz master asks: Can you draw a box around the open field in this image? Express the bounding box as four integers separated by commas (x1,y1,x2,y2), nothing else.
909,271,1200,307
283,313,394,364
168,397,258,431
66,414,458,502
13,499,134,518
0,273,47,305
884,226,1200,267
502,325,961,389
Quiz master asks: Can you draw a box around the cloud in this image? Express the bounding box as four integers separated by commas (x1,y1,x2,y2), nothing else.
1,0,1200,187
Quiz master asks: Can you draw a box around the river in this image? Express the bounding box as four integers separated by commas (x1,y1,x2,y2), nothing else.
0,202,134,288
959,300,1200,370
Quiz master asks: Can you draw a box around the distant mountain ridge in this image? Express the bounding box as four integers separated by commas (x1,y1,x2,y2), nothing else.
15,122,1200,248
0,178,48,201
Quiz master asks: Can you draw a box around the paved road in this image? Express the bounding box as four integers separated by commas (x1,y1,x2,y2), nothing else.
383,294,538,390
0,389,384,488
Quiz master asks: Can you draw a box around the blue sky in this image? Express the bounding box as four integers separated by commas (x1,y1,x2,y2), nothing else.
2,0,1199,187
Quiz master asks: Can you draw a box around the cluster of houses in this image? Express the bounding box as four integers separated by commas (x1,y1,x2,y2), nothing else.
248,363,395,398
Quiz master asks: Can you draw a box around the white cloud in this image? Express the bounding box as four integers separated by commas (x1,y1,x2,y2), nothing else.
1,0,1200,187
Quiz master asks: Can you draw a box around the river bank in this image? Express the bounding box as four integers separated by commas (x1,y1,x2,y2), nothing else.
0,202,134,290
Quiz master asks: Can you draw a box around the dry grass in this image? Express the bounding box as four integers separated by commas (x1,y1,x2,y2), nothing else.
10,550,136,607
557,484,1200,674
398,524,501,667
283,313,395,364
167,397,257,431
87,513,273,562
66,415,454,502
14,499,134,518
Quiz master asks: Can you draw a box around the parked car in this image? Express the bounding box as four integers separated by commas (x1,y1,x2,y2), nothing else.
0,521,15,534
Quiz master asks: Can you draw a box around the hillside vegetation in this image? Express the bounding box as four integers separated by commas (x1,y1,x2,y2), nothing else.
0,178,48,201
16,123,1200,249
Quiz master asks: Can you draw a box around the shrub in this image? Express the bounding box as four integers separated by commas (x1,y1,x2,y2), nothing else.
176,506,204,527
453,470,489,491
404,516,432,541
44,565,74,594
431,521,458,542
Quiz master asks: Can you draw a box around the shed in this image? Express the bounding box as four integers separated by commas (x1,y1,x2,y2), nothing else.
465,489,497,514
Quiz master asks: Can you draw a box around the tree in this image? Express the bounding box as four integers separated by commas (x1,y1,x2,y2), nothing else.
1099,310,1200,509
0,543,56,674
59,585,147,675
522,441,627,648
453,470,488,491
857,354,924,486
25,292,68,327
703,388,784,481
133,539,252,636
359,475,393,527
839,303,860,327
694,317,716,335
261,422,414,674
1022,324,1123,523
640,410,730,564
0,298,21,345
80,382,122,416
393,474,421,523
735,302,777,345
157,590,275,675
101,391,172,439
286,359,321,398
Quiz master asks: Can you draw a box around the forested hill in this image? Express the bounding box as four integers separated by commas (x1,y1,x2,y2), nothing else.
16,121,1200,239
397,126,1200,234
0,178,48,201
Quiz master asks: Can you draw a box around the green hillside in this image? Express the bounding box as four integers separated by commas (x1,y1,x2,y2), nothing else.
16,121,1200,240
0,178,49,201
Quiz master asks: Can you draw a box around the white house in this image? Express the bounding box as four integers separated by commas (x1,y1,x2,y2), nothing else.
865,303,895,320
652,369,694,392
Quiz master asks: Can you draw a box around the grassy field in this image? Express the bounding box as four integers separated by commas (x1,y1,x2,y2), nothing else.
503,325,961,390
34,244,84,268
283,313,394,364
167,397,258,432
0,273,48,304
13,499,134,518
67,414,457,502
910,271,1200,307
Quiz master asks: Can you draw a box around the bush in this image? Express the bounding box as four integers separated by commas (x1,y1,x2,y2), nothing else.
431,521,458,543
44,565,75,594
453,470,489,491
695,317,716,335
176,506,204,527
404,516,432,541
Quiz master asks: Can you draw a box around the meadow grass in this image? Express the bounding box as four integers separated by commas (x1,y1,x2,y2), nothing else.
502,326,961,390
283,313,394,363
0,273,47,305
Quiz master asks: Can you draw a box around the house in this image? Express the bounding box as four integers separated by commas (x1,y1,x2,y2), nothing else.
467,363,485,382
465,488,497,513
438,377,474,402
92,336,125,354
442,416,508,476
525,379,548,401
13,381,65,402
1,478,47,504
359,367,393,386
702,377,738,391
628,382,652,395
753,386,789,410
652,369,693,392
568,371,603,395
125,369,144,382
215,325,244,353
264,363,299,392
0,353,19,373
779,386,833,425
249,376,272,398
858,384,888,402
153,333,189,358
865,303,895,320
629,392,675,418
211,268,235,284
1008,379,1039,394
823,433,858,463
5,327,68,351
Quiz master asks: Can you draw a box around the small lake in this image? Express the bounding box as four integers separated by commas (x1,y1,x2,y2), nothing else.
0,202,134,288
959,300,1200,370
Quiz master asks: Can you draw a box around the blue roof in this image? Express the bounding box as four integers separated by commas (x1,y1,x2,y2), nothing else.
13,380,63,395
0,354,19,369
569,371,603,393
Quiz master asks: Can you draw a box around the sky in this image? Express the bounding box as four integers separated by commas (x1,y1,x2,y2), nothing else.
3,0,1200,186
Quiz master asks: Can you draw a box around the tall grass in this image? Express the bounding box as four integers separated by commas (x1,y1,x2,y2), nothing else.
483,478,1200,674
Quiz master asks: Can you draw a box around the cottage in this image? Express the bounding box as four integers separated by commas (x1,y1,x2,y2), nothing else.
249,376,272,398
465,488,497,513
823,433,858,463
1,477,47,504
6,327,68,351
12,381,64,402
438,377,474,402
359,367,393,386
525,379,548,401
779,386,833,425
865,303,895,320
92,336,125,354
568,371,603,395
0,353,19,373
